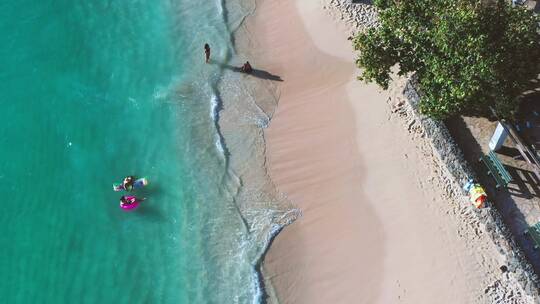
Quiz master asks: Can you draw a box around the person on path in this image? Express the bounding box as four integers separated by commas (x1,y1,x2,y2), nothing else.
204,43,211,63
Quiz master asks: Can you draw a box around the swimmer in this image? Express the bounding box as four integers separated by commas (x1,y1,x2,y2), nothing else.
122,176,135,191
120,195,135,207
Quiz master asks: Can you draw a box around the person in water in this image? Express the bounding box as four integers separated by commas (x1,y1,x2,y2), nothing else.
204,43,211,63
120,195,133,207
122,176,135,191
240,61,253,74
120,195,143,207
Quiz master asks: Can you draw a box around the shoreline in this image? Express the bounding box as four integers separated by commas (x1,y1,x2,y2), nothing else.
246,1,385,302
235,0,540,303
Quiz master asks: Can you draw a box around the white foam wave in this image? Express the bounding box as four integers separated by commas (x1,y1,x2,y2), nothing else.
210,94,227,160
216,0,224,15
249,208,301,304
215,137,225,158
210,94,219,120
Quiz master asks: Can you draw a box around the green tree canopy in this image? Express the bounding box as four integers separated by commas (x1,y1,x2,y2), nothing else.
353,0,540,119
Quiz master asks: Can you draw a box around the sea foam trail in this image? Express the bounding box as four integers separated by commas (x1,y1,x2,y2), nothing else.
206,0,301,302
211,94,226,158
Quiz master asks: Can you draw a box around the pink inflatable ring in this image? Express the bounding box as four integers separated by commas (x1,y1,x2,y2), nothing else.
120,195,141,211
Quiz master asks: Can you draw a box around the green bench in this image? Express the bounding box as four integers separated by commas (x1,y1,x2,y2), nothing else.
479,150,512,189
524,222,540,249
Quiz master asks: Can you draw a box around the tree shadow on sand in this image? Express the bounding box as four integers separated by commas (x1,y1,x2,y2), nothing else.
213,62,283,82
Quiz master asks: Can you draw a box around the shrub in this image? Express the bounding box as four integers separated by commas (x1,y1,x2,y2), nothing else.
353,0,540,119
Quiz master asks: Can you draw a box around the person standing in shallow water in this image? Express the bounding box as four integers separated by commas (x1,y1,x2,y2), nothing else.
204,43,210,63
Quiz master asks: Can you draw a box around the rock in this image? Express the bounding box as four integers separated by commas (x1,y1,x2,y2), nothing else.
323,0,379,30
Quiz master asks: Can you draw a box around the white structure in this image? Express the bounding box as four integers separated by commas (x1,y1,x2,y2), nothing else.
489,122,509,151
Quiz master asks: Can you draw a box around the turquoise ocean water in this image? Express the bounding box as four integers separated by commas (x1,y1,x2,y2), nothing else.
0,1,290,303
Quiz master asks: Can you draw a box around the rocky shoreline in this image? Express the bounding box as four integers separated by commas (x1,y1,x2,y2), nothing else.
323,0,378,33
324,0,540,302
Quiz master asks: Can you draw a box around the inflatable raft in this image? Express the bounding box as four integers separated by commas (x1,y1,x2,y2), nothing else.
120,195,143,211
113,177,148,192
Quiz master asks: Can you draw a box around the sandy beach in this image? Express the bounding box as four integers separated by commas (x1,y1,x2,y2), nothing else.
240,0,535,303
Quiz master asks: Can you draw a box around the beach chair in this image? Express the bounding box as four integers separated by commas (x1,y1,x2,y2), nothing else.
524,222,540,249
479,151,513,189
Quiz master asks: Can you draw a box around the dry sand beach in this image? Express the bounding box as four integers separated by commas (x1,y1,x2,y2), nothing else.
240,0,537,303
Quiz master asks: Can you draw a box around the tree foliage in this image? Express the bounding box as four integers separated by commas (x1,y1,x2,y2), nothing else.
353,0,540,119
